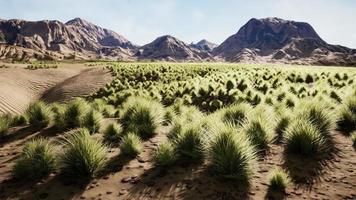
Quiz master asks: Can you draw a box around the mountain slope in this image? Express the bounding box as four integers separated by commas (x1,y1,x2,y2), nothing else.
190,39,217,52
136,35,212,61
213,17,356,66
0,18,136,60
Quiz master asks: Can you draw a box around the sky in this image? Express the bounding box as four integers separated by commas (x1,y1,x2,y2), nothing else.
0,0,356,48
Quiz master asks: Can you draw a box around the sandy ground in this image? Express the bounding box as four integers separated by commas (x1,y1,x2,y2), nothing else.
0,123,355,200
0,62,114,114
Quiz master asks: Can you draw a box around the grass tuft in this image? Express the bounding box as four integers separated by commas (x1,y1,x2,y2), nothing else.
26,101,52,128
154,142,177,167
120,97,164,139
206,123,257,181
13,138,57,179
60,128,107,178
268,168,290,191
103,123,123,142
120,133,143,156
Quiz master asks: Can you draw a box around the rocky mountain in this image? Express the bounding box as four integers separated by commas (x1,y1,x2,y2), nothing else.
136,35,212,61
190,39,217,52
0,17,355,65
213,17,356,66
0,18,136,60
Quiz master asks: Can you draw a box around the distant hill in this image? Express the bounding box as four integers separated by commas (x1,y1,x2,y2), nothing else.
190,39,217,52
213,17,356,66
135,35,212,61
0,17,355,65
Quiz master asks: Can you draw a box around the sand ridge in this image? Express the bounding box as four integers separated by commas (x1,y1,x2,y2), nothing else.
0,62,114,114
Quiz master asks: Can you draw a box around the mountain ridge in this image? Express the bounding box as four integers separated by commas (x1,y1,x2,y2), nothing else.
0,17,355,66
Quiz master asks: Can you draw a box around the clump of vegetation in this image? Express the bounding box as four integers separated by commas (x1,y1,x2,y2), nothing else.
120,133,143,156
64,98,90,129
83,109,103,134
337,97,356,134
221,103,252,126
26,101,52,128
103,123,122,142
268,168,290,191
13,138,57,179
120,97,164,139
60,128,107,178
0,114,11,137
284,119,326,156
172,123,204,161
351,131,356,148
242,106,275,150
206,123,257,181
154,142,177,167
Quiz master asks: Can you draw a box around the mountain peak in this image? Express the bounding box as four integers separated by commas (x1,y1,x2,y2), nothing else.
191,39,217,52
65,17,90,26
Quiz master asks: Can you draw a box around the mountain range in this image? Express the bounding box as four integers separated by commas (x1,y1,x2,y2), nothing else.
0,17,355,66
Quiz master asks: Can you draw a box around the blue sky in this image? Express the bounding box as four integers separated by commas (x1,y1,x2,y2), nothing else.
1,0,356,48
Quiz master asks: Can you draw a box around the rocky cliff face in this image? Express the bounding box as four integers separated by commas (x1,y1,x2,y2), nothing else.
136,35,212,61
0,18,136,60
213,17,356,66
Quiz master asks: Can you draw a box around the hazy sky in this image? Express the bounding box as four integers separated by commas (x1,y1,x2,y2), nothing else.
1,0,355,48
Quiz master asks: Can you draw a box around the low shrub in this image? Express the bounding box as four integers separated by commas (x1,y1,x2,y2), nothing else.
154,142,177,167
60,128,107,178
284,119,327,156
337,97,356,134
268,168,290,191
207,123,257,181
64,98,90,129
83,109,103,134
172,123,204,161
26,101,52,128
103,123,122,142
120,97,164,139
120,133,143,156
221,103,252,126
13,138,57,179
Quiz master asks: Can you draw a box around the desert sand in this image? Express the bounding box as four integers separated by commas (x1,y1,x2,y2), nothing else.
0,62,114,115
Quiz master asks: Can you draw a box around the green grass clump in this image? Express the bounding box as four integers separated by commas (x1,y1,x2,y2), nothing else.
207,123,257,181
51,103,66,130
13,138,57,179
120,97,164,139
297,101,335,138
154,142,177,167
0,115,11,137
221,103,252,126
337,97,356,134
268,168,290,191
64,98,90,129
242,104,276,150
83,109,103,134
351,131,356,148
60,128,107,178
172,123,204,161
284,119,326,156
103,123,123,142
120,133,143,156
26,101,52,128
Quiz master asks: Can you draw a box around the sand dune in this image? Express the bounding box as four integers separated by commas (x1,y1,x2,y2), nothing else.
0,63,114,114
